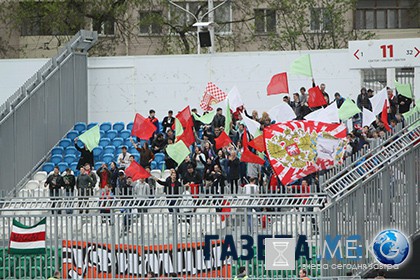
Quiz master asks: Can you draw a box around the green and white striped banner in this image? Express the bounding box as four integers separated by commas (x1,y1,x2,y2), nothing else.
9,218,46,255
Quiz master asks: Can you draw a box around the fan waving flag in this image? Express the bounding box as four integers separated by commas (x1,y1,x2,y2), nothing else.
200,82,227,111
264,121,347,185
381,101,391,132
78,125,100,151
166,140,190,165
125,161,151,181
215,131,232,150
131,113,157,140
176,106,194,129
308,86,327,108
290,54,313,77
9,218,46,255
267,72,289,95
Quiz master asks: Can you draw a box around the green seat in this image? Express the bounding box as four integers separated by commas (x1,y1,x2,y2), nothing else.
14,266,29,279
41,266,55,278
34,256,45,267
30,267,42,278
0,267,10,279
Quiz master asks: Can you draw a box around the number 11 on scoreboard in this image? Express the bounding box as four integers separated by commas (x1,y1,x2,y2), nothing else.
380,44,394,58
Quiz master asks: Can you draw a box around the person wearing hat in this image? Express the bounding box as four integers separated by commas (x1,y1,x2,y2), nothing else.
117,146,131,169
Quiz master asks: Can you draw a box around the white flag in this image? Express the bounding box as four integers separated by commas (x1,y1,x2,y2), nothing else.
268,103,296,123
305,101,339,123
362,107,376,127
228,86,244,110
370,88,388,116
240,113,261,138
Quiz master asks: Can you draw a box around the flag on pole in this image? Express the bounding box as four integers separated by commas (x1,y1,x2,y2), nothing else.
370,88,388,115
214,131,232,150
241,128,265,165
176,106,194,129
240,113,261,138
381,101,391,132
125,161,151,181
78,125,100,151
225,100,232,133
395,81,413,99
228,86,244,111
305,101,340,123
267,72,289,95
131,113,157,140
175,118,184,138
192,111,216,125
267,102,296,122
200,82,227,111
308,86,327,108
338,99,361,121
166,140,190,165
248,134,265,152
9,218,46,255
362,108,376,127
177,124,195,147
290,54,313,77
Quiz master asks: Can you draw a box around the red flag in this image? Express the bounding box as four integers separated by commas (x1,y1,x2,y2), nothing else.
177,125,195,147
131,113,157,140
176,106,194,129
248,134,265,152
125,161,151,181
200,82,227,111
214,131,232,150
308,86,327,108
241,128,265,165
381,101,391,132
267,72,289,95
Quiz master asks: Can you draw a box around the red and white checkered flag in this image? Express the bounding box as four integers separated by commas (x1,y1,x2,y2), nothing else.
200,82,227,111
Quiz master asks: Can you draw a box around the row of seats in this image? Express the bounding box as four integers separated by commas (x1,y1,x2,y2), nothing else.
73,121,133,134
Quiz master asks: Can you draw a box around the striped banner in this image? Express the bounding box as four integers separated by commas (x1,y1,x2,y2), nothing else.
9,218,46,255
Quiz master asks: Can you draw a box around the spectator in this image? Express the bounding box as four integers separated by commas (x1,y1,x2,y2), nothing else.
100,185,113,224
212,107,225,131
357,87,372,111
121,176,135,234
209,164,226,195
96,163,111,192
156,172,181,212
76,167,94,214
228,151,240,194
247,163,260,185
131,138,154,168
178,155,196,180
243,177,258,195
116,170,127,195
319,82,330,102
334,92,345,108
201,141,216,160
367,88,374,98
166,129,175,143
387,88,398,120
234,267,248,280
83,163,97,186
74,137,94,170
283,95,291,106
151,133,166,153
290,93,302,119
299,268,310,280
62,168,76,214
144,166,156,195
47,271,61,280
397,93,412,114
161,110,174,133
193,146,206,176
44,166,63,213
109,161,119,192
191,108,203,132
117,146,131,169
147,109,159,133
182,164,202,187
214,149,228,176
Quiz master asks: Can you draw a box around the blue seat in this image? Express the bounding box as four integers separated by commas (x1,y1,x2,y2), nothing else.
93,146,103,157
119,129,131,139
43,162,55,173
126,122,134,131
87,122,98,130
65,146,78,155
106,130,118,140
112,137,124,147
157,161,165,171
131,152,140,162
104,146,116,155
99,138,111,147
66,130,79,141
70,162,78,172
58,139,72,149
74,122,87,133
128,147,138,155
51,146,64,156
94,162,105,171
124,138,133,148
100,130,105,138
150,161,157,170
57,162,69,173
154,153,165,164
102,153,114,164
51,154,63,165
113,122,125,132
64,154,76,164
100,122,112,132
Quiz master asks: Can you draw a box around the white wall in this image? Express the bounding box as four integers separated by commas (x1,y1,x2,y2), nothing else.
0,58,49,105
88,50,361,123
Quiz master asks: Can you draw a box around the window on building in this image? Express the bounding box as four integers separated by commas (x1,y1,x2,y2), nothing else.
254,9,276,33
362,69,387,90
139,11,163,35
355,0,420,29
92,18,115,36
310,8,332,31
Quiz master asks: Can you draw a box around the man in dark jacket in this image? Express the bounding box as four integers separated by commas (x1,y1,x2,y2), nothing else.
62,168,76,214
357,88,372,111
212,108,225,132
45,166,63,213
209,164,226,195
182,164,202,186
152,133,166,153
334,92,345,108
161,110,175,133
76,167,94,213
74,137,94,170
397,94,412,114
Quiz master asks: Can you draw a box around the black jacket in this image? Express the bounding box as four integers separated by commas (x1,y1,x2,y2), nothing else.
162,116,175,133
75,143,94,170
62,174,76,190
182,171,202,185
228,158,240,180
397,95,412,114
158,177,181,196
45,174,63,190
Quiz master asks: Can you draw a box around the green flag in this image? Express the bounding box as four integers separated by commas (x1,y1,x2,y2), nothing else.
402,101,420,130
395,81,413,99
290,54,313,77
175,118,183,138
78,125,100,151
192,111,216,124
338,99,361,121
225,101,232,134
166,140,190,165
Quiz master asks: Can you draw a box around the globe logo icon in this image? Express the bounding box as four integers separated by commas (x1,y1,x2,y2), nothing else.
372,229,410,265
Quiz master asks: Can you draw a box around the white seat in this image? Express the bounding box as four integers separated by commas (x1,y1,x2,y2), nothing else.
25,180,40,190
162,169,172,180
33,171,48,182
155,183,165,195
18,189,31,198
150,169,161,179
177,222,190,237
203,221,217,235
189,222,203,236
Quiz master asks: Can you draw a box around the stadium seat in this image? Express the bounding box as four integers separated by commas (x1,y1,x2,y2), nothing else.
64,154,76,164
131,152,140,162
150,161,157,170
99,138,111,147
126,122,134,131
74,122,87,133
66,130,79,141
42,163,55,173
104,146,116,155
128,147,137,155
162,169,172,180
70,162,78,172
58,138,72,149
113,122,125,132
100,122,112,132
102,153,114,164
65,146,78,155
154,153,165,164
87,122,98,130
112,137,124,147
50,154,62,165
100,130,105,138
93,146,103,157
25,180,40,190
157,161,165,171
124,139,133,148
106,130,118,140
150,169,161,178
51,146,64,156
94,162,105,170
119,129,131,139
33,171,47,182
57,163,69,173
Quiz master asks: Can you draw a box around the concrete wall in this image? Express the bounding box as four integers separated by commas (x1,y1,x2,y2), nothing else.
87,49,361,123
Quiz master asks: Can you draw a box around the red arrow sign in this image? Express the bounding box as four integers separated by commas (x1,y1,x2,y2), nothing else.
415,47,420,58
354,49,360,60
